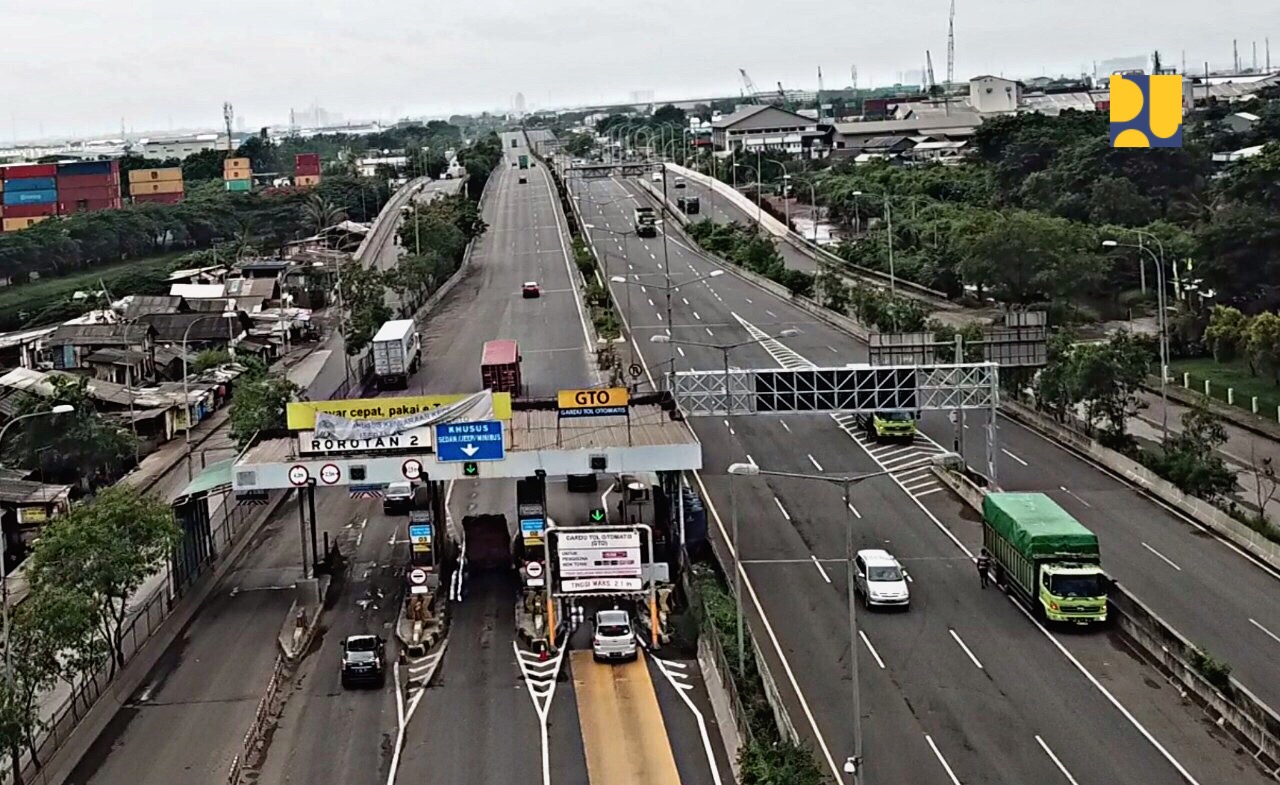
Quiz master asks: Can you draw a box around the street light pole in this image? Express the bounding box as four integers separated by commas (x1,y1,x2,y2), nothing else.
182,311,237,481
1104,238,1169,441
649,326,799,404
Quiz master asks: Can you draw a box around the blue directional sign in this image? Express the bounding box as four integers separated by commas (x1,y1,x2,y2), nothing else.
435,420,505,463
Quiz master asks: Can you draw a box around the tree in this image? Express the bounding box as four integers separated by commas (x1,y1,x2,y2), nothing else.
1247,444,1278,527
4,377,135,486
192,348,232,373
181,148,229,182
337,262,391,355
652,104,687,126
301,195,346,236
28,486,180,676
229,371,297,448
956,210,1102,307
1203,305,1250,363
1145,398,1237,502
562,132,595,157
1246,312,1280,384
1034,332,1153,447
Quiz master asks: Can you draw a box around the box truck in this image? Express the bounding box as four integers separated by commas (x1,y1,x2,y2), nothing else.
372,319,420,390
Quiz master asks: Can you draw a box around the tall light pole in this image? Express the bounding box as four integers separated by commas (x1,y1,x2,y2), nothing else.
0,405,74,689
650,328,801,415
727,462,918,784
1104,238,1170,440
852,191,894,299
611,270,725,381
759,158,791,228
182,310,238,481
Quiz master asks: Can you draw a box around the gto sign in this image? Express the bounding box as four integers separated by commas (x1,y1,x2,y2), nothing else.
556,387,630,419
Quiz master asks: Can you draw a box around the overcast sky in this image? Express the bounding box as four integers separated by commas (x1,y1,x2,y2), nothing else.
3,0,1275,140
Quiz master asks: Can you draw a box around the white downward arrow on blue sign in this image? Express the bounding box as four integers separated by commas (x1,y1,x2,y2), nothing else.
461,444,480,456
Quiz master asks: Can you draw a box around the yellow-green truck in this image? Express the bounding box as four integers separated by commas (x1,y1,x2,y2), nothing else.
856,410,917,442
982,492,1107,625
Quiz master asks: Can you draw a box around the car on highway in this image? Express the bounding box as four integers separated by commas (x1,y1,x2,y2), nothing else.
651,171,663,182
854,549,910,610
518,175,527,184
383,481,415,514
856,410,918,443
521,281,541,298
592,609,637,661
340,634,386,688
674,176,686,189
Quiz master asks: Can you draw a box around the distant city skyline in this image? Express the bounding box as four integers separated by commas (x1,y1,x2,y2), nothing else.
0,0,1273,143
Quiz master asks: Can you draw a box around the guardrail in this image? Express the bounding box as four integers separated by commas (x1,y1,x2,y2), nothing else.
227,653,288,785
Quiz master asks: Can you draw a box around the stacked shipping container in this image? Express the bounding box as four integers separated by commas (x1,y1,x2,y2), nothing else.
129,167,185,205
2,164,58,232
224,157,252,192
57,160,122,215
295,153,321,188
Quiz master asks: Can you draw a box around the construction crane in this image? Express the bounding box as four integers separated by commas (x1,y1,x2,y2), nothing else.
926,51,937,93
946,0,956,87
817,66,825,121
776,81,787,103
739,69,761,103
223,102,234,151
850,65,858,94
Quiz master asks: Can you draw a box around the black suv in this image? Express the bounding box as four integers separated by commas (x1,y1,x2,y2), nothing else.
340,634,386,688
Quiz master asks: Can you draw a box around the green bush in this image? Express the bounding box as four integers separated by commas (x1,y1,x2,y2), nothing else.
1188,646,1233,693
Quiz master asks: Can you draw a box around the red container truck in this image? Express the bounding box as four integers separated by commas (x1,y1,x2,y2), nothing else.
480,340,522,396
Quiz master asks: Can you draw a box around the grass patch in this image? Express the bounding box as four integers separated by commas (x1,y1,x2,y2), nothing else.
1169,357,1280,419
0,252,185,331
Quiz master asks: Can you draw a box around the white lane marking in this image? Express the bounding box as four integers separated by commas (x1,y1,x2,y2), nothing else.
651,657,725,785
810,555,832,583
682,297,690,305
1142,542,1182,571
746,454,757,467
860,630,886,669
1059,486,1093,508
650,252,657,259
640,286,647,293
1036,735,1082,785
780,420,791,433
774,497,791,521
828,345,838,353
540,166,599,383
949,629,984,669
847,503,862,518
765,310,776,318
657,312,664,321
515,644,566,785
1001,448,1029,466
1249,618,1280,645
706,327,714,336
385,662,408,785
677,346,686,357
693,471,844,781
807,454,824,472
915,488,944,498
926,735,963,785
694,311,702,320
648,298,655,307
745,297,753,303
1008,596,1202,784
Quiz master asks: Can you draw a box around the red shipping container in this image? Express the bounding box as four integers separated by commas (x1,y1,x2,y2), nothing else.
295,164,322,176
133,192,183,205
2,203,56,218
57,173,119,190
60,199,120,215
58,185,118,201
295,153,320,164
3,164,57,180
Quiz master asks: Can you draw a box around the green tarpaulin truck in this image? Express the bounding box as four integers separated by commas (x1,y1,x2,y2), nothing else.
982,492,1107,625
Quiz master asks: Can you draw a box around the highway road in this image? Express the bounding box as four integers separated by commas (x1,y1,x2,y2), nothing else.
671,163,1280,720
570,171,1271,785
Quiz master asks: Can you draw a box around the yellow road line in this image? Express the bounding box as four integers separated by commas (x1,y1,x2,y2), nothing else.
571,650,682,785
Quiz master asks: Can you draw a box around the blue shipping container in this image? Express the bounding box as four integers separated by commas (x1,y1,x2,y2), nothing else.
3,189,58,206
4,177,57,192
55,161,114,176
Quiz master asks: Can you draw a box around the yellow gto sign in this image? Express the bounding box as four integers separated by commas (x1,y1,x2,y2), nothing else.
286,393,513,430
557,387,630,409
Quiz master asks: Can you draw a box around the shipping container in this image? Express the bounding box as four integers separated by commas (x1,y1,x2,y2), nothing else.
295,163,322,176
57,173,119,190
2,203,56,218
60,198,120,215
224,168,251,181
4,177,57,192
127,167,183,184
58,185,119,201
133,192,184,205
55,160,117,177
2,164,57,180
225,179,253,193
295,153,320,165
3,216,50,232
295,174,321,187
3,189,58,206
131,180,184,195
223,157,251,170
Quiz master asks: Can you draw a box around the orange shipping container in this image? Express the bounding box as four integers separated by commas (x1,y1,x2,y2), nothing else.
132,180,184,195
224,169,251,182
223,157,251,170
128,167,183,184
3,216,49,232
295,174,321,187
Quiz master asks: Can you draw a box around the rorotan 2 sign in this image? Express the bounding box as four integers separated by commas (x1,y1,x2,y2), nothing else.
556,530,641,591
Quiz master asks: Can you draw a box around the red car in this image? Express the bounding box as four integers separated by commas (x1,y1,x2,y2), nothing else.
521,282,541,298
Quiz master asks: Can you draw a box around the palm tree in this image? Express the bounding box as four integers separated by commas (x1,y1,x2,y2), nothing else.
302,195,347,237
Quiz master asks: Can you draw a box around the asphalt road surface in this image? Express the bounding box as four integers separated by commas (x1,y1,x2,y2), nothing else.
666,165,1280,721
569,172,1272,785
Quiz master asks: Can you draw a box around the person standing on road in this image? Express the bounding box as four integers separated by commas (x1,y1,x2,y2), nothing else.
976,549,991,589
